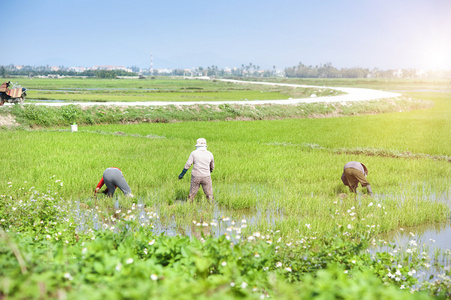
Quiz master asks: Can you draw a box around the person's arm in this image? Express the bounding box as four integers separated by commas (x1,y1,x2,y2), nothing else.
210,154,214,173
366,185,373,196
341,173,349,186
95,178,105,194
179,153,193,179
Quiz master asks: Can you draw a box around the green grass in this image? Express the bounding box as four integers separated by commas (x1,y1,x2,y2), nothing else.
1,78,450,299
0,90,449,237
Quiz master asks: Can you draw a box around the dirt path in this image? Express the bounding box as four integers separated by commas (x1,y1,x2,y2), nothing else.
2,79,401,107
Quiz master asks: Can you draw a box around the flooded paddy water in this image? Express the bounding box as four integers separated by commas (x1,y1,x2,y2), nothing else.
71,188,451,285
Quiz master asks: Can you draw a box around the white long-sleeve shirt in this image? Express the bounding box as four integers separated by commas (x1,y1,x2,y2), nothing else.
184,148,214,177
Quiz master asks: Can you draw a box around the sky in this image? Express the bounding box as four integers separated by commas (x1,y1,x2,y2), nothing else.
2,0,451,70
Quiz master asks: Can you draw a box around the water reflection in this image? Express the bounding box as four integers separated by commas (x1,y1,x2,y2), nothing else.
74,198,284,243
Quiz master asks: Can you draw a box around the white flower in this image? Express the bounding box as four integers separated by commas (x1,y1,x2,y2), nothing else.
221,261,227,266
400,285,405,289
285,267,292,272
347,224,352,229
344,270,348,274
126,258,133,264
253,232,261,238
248,236,255,241
150,274,158,281
254,253,260,258
230,282,235,287
305,224,311,229
149,239,155,245
64,272,73,281
241,282,248,289
115,263,122,271
82,247,87,254
368,202,373,207
276,262,282,268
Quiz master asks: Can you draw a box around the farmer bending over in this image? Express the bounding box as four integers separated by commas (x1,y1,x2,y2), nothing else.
341,161,373,196
95,167,133,197
178,138,215,202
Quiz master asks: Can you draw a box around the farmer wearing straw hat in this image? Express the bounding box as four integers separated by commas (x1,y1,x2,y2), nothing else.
178,138,215,202
341,161,373,196
95,167,133,197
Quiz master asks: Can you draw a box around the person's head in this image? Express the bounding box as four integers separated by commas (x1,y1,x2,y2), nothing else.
195,138,207,148
361,163,368,177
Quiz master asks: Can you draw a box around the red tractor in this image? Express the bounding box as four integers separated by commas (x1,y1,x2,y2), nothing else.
0,81,27,106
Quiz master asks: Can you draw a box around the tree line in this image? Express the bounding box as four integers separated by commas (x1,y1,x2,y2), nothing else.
0,65,137,78
2,62,450,79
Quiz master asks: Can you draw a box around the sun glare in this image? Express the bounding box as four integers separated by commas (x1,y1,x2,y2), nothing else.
420,40,451,70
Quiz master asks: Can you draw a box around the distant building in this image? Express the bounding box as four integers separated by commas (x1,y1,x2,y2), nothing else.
393,69,403,78
416,69,427,78
69,66,87,72
154,68,172,74
93,65,132,72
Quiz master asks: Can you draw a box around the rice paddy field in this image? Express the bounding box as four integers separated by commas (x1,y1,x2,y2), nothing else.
0,78,450,299
12,77,342,102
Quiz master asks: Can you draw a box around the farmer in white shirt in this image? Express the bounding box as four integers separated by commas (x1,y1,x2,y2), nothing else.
178,138,215,202
341,161,373,196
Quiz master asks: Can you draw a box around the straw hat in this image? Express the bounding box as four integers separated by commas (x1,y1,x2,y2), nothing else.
195,138,207,147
